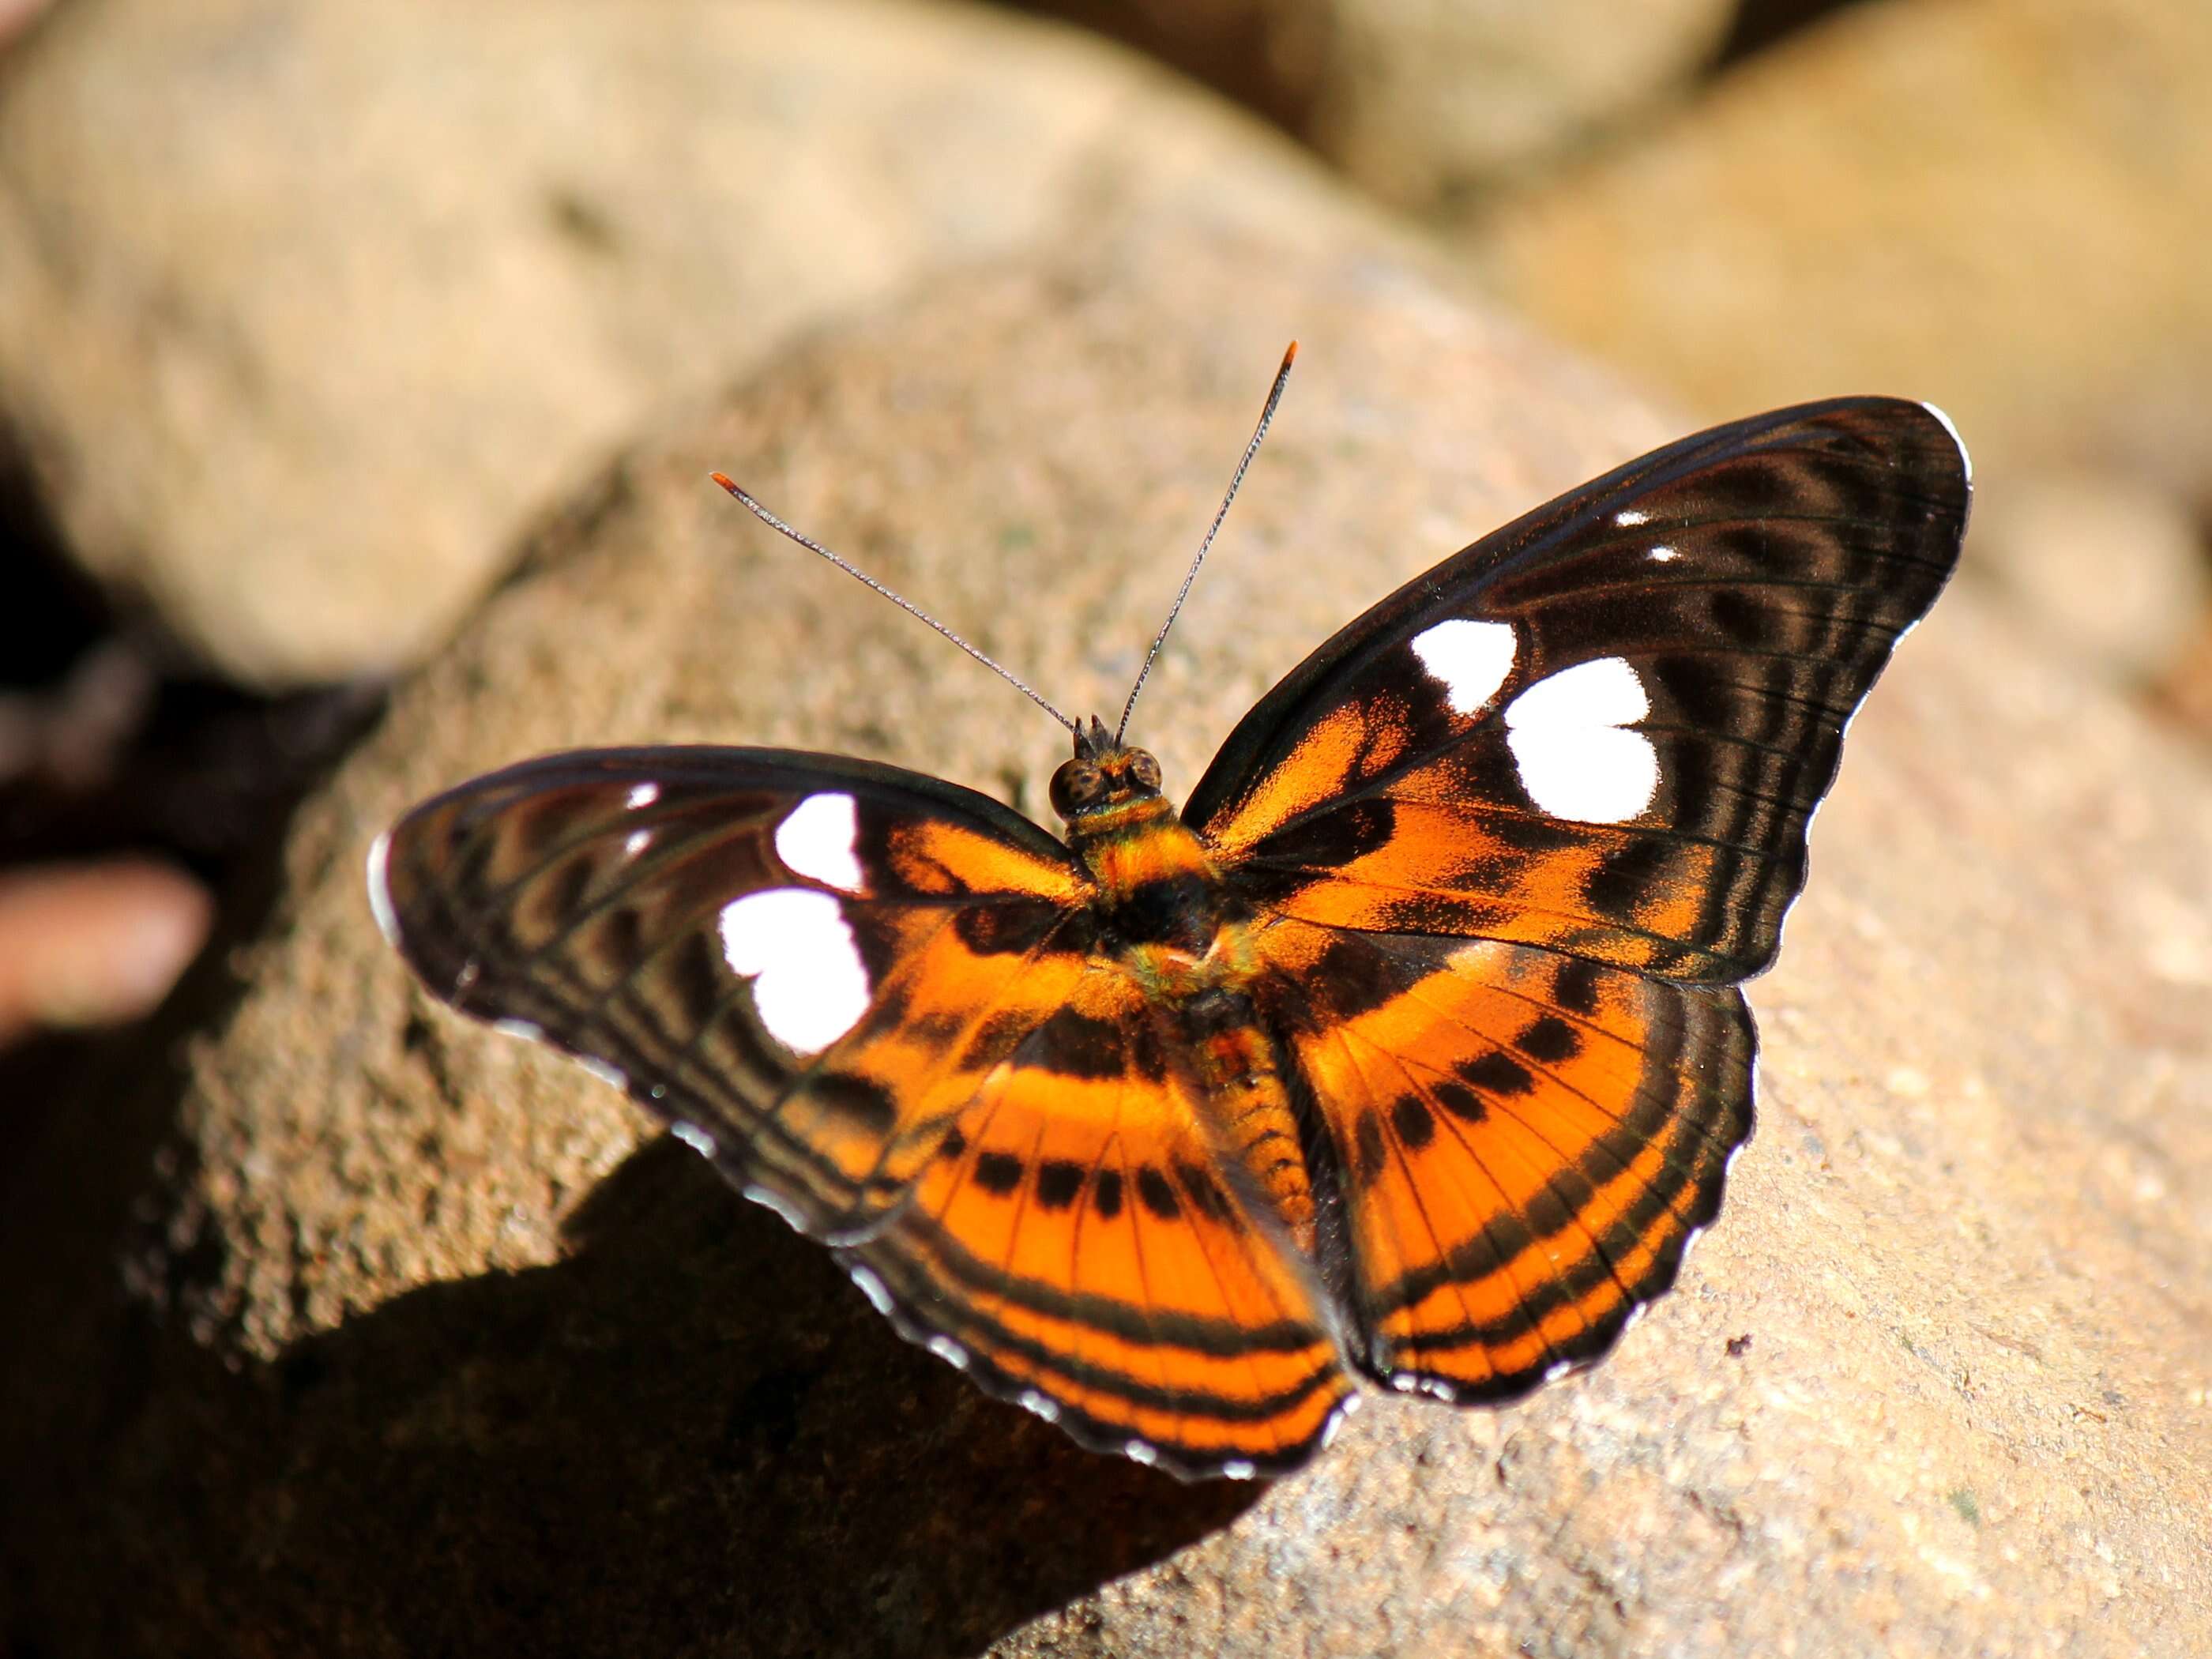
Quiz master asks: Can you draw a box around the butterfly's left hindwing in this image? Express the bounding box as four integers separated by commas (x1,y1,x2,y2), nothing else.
372,747,1093,1236
844,965,1352,1478
1251,920,1751,1401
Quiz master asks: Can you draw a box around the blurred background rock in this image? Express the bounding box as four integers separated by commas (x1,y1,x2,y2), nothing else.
0,0,2204,1652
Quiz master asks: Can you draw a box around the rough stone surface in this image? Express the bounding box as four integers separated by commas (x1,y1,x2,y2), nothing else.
1476,0,2212,521
1305,0,1735,211
6,235,2210,1656
0,0,1384,687
1972,473,2212,683
1012,0,1735,210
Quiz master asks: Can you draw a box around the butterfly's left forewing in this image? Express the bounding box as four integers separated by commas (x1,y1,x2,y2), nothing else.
1189,398,1969,982
373,747,1095,1237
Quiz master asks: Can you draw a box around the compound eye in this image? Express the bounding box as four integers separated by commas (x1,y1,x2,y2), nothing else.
1127,750,1162,791
1049,760,1105,818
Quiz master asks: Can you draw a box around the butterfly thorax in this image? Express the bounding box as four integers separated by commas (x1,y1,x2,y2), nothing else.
1052,735,1219,954
1052,732,1319,1244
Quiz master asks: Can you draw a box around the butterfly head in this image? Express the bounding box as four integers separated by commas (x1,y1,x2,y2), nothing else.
1052,714,1164,824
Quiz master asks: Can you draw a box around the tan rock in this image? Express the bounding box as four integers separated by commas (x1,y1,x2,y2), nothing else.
0,0,1383,688
1011,0,1736,209
1477,0,2212,526
4,236,2207,1654
1307,0,1736,210
1973,472,2212,683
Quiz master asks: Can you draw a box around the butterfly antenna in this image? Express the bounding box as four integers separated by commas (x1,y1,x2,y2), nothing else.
710,474,1080,736
1115,341,1298,744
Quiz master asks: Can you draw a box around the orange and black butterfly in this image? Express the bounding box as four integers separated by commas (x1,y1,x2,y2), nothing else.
371,352,1969,1479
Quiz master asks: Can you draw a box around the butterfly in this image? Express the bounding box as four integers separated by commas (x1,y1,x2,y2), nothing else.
369,349,1969,1480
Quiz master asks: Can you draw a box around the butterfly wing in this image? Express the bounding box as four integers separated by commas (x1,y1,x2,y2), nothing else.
372,747,1094,1237
1187,397,1969,982
1252,916,1751,1400
372,746,1347,1475
843,963,1352,1478
1185,397,1968,1394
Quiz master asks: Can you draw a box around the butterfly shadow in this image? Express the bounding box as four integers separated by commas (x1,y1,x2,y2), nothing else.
254,1134,1262,1657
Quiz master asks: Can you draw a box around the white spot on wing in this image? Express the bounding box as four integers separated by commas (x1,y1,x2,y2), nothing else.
623,828,653,860
775,792,865,892
1647,544,1680,563
365,831,402,946
1543,1358,1575,1383
1221,1458,1258,1480
1409,618,1516,716
577,1056,626,1090
1124,1439,1159,1466
626,782,660,810
849,1265,895,1315
1503,656,1659,823
671,1122,715,1157
928,1335,970,1370
491,1018,543,1042
742,1182,807,1231
1613,508,1651,528
717,888,869,1054
1018,1389,1060,1423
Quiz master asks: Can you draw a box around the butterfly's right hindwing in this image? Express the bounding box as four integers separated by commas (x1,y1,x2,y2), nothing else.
372,747,1093,1236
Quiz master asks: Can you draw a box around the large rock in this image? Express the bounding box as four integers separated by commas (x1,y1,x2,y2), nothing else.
0,0,1380,688
1012,0,1736,209
6,231,2208,1655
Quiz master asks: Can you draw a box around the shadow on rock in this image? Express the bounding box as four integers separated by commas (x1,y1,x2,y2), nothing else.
16,1136,1257,1658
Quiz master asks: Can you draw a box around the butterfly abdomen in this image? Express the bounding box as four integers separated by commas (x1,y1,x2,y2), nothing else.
1059,797,1324,1249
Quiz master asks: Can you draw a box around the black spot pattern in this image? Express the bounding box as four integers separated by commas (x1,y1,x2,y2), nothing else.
811,1072,897,1135
1136,1167,1182,1220
1460,1051,1534,1096
1431,1079,1487,1123
1586,838,1674,922
973,1151,1023,1195
1255,798,1396,871
668,931,727,1031
1709,587,1773,646
1092,1168,1124,1220
952,899,1066,957
1176,1161,1233,1222
1035,1159,1085,1211
1353,1112,1387,1184
1390,1095,1435,1149
1519,1016,1582,1064
1023,1006,1126,1079
1552,955,1606,1017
